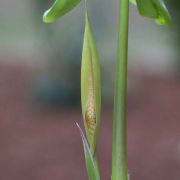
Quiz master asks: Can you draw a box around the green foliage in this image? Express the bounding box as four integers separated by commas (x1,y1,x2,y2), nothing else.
43,0,81,23
42,0,172,180
130,0,171,25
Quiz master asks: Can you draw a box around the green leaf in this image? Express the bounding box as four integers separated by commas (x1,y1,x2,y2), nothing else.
76,123,100,180
153,0,171,25
130,0,171,25
43,0,81,23
81,10,101,155
136,0,158,18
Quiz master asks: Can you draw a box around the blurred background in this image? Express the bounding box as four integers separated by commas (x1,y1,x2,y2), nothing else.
0,0,180,179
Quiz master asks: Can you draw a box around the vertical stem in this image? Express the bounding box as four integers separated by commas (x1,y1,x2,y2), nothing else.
93,154,101,180
112,0,129,179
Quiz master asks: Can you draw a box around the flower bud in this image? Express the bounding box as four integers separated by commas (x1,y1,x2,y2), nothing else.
81,12,101,155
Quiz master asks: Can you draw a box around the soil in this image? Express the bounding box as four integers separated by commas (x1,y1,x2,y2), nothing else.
0,63,179,180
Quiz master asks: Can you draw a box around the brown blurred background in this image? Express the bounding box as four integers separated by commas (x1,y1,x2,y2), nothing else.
0,0,180,179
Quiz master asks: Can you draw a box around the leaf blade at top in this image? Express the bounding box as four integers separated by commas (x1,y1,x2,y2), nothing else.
43,0,81,23
130,0,172,25
153,0,171,25
136,0,158,18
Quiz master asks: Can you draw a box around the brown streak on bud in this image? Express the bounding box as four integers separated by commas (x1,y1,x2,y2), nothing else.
85,76,96,137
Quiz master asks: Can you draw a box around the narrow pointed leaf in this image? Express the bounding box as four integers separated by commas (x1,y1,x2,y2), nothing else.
43,0,81,23
81,11,101,155
76,123,100,180
130,0,171,25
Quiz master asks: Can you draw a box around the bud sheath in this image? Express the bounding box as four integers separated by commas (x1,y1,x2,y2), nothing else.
81,12,101,155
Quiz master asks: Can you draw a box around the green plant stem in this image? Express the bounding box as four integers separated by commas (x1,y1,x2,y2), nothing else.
112,0,129,179
93,154,101,180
